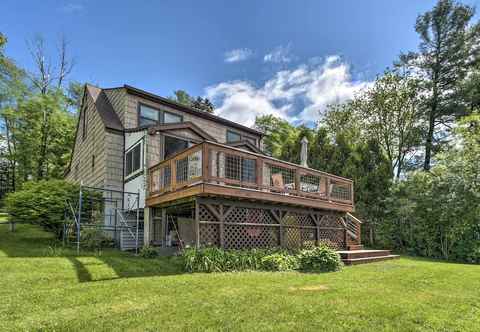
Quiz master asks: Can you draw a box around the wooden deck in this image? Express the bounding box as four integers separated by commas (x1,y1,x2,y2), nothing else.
146,141,354,213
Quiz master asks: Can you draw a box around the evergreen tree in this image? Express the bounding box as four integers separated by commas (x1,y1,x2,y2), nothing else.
402,0,479,170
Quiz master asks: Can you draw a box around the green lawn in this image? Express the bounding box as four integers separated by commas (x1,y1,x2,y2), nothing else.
1,224,479,332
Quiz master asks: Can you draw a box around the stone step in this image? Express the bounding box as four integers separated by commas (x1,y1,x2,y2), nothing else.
338,249,392,260
342,255,400,266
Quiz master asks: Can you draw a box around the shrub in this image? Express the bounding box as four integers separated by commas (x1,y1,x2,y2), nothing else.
81,227,114,250
5,180,101,239
298,245,343,272
261,252,299,271
139,246,158,259
183,247,301,273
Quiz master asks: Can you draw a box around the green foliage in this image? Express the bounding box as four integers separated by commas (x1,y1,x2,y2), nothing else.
139,246,159,259
81,227,114,250
381,114,480,262
183,246,342,273
402,0,479,170
0,33,77,189
298,245,343,272
183,247,264,272
4,180,100,239
170,90,214,113
183,247,304,273
260,252,299,271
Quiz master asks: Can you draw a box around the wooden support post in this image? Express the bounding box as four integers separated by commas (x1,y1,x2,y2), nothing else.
295,170,301,195
170,160,177,191
219,204,225,248
161,208,167,248
326,178,331,201
256,158,263,190
202,143,209,182
270,209,284,247
143,207,152,246
194,200,200,248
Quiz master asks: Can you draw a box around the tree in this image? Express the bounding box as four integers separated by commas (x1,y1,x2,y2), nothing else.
192,96,214,113
0,33,76,188
382,113,480,261
170,90,215,113
0,34,29,191
402,0,479,170
353,72,423,178
254,115,299,157
171,90,194,105
26,35,75,179
67,81,85,110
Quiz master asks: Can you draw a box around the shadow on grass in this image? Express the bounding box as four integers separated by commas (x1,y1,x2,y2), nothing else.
0,224,186,283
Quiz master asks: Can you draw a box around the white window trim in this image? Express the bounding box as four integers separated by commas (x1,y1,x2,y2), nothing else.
125,141,143,180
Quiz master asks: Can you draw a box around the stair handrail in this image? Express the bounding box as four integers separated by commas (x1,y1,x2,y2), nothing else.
345,213,362,243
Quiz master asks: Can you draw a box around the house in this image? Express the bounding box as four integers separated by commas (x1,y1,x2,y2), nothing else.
66,83,396,263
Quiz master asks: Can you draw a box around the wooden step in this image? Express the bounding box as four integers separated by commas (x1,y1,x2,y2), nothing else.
342,255,400,266
338,249,391,260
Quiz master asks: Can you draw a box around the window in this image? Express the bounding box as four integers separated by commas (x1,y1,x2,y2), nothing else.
125,143,142,177
226,130,257,146
226,130,241,143
164,136,189,159
138,104,184,127
91,155,95,171
139,105,159,126
164,111,182,124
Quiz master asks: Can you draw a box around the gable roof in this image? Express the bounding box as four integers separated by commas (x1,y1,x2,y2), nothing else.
65,85,123,176
146,122,217,142
122,84,264,137
86,85,123,132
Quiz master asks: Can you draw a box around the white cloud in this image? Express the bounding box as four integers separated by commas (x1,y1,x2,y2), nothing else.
60,3,84,13
224,48,253,63
205,56,370,127
263,45,294,63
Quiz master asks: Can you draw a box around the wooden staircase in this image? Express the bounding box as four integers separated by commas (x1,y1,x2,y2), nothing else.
340,213,399,265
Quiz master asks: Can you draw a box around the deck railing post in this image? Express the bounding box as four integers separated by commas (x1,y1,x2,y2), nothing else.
295,169,301,195
256,158,263,190
202,143,209,183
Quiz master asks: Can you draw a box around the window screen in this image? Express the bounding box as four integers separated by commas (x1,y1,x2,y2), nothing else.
139,105,159,126
226,130,241,143
126,143,142,176
164,136,189,158
164,111,182,124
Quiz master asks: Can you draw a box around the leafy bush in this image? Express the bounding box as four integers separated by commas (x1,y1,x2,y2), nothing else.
260,252,299,271
4,180,101,239
81,227,114,250
298,245,343,272
139,246,158,259
184,247,305,273
183,247,274,273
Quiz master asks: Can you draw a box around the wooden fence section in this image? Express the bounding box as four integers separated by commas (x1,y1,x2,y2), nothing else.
148,142,354,211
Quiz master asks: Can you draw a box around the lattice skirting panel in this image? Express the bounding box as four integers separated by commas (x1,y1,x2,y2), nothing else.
197,203,347,250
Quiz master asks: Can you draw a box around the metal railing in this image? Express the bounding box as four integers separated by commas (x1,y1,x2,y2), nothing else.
148,141,354,207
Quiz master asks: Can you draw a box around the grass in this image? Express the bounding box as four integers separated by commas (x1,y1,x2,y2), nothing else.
1,224,480,332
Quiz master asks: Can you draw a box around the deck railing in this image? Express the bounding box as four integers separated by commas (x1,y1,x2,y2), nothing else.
149,141,354,207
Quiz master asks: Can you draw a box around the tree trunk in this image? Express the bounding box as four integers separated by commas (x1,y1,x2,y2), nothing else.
424,74,439,171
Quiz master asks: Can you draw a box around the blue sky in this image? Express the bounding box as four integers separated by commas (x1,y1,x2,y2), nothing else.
2,0,479,126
